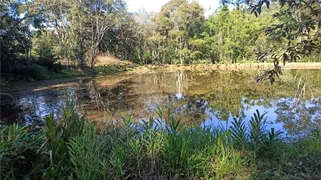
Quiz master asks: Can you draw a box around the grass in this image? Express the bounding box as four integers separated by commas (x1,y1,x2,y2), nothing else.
1,102,321,179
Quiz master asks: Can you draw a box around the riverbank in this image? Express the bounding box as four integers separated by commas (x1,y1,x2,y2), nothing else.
138,62,321,72
1,103,321,179
0,63,136,87
2,62,321,87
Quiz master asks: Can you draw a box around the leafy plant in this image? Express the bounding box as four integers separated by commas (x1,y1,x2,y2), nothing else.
0,124,44,179
108,145,127,179
249,110,268,158
68,124,107,180
43,101,86,177
230,117,248,148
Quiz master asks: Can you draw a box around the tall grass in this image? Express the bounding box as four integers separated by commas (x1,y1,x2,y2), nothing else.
1,102,321,179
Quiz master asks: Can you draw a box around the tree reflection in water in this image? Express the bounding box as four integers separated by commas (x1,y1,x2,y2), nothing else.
1,69,321,135
275,98,321,135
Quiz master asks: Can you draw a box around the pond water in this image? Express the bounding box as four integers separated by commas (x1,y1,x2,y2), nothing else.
1,69,321,135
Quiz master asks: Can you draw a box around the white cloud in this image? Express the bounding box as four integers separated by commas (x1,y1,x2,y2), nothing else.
126,0,170,13
125,0,221,16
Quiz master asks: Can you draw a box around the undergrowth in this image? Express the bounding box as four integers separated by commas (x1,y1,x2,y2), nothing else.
1,102,320,179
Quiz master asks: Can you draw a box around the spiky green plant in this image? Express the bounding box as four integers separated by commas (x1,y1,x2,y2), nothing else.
43,101,86,177
141,116,164,174
0,124,44,179
230,117,248,148
1,103,317,179
68,124,107,180
108,145,127,179
126,138,144,178
249,110,268,159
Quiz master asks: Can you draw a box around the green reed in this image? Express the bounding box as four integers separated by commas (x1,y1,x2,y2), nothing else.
1,102,321,179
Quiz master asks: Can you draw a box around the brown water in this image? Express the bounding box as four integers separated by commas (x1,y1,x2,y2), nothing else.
1,69,321,135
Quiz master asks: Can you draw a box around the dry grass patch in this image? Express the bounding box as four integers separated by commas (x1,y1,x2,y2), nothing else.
95,55,133,66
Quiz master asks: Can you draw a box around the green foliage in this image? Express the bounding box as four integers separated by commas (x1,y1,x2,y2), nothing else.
68,126,107,180
2,0,320,83
93,65,125,75
0,124,44,179
204,6,274,64
213,135,246,179
293,129,321,157
230,110,283,159
108,145,127,178
230,117,248,148
32,30,59,70
1,102,320,179
15,64,50,80
0,1,32,73
43,101,86,177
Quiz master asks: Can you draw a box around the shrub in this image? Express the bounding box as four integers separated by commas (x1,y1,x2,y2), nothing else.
36,57,56,70
0,124,44,179
68,125,107,180
15,64,49,80
93,65,123,75
43,101,86,178
51,63,64,73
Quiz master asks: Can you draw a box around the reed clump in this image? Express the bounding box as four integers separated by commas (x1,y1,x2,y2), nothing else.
1,102,321,179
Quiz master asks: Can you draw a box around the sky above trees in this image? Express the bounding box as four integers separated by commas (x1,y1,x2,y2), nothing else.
126,0,220,16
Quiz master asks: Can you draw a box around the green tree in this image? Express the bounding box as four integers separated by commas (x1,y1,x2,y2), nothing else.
28,0,127,68
0,0,32,73
203,6,274,64
31,30,59,68
153,0,205,64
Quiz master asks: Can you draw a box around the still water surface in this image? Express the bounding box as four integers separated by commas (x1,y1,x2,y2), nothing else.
1,69,321,135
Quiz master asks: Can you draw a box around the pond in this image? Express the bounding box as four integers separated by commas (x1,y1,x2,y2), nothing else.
1,69,321,136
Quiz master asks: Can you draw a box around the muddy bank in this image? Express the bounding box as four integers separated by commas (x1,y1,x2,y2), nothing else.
1,77,91,94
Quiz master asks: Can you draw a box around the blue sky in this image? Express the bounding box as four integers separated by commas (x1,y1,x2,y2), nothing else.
125,0,221,16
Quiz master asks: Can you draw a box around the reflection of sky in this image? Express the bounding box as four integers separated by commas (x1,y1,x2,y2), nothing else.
201,97,321,136
18,91,67,125
176,93,183,100
201,99,284,134
3,70,321,136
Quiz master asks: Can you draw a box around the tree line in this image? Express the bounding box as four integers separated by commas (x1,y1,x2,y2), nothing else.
1,0,320,82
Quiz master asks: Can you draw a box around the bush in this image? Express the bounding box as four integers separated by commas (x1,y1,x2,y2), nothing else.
93,65,123,75
0,124,44,179
51,63,64,73
15,64,50,80
36,57,56,70
68,127,108,179
43,101,86,178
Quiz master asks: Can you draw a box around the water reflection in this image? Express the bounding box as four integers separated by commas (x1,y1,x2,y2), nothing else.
1,69,321,135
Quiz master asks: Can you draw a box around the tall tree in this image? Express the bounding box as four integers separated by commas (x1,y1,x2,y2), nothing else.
27,0,127,68
153,0,205,64
222,0,321,81
204,6,274,64
1,0,32,73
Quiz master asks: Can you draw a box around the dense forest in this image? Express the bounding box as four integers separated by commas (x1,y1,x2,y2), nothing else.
1,0,320,83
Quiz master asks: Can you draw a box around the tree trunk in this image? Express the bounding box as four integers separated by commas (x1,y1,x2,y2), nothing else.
91,55,95,68
179,36,183,65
